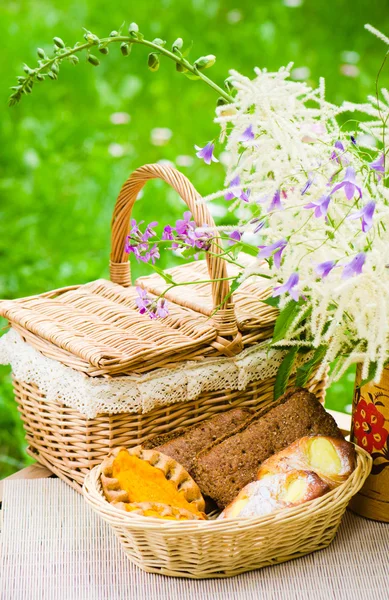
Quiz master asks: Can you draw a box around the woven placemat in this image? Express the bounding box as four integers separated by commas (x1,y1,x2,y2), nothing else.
1,478,388,600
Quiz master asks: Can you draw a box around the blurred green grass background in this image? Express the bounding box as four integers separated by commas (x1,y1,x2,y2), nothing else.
1,0,388,478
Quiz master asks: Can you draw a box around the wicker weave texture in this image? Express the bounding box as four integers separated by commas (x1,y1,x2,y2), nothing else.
83,447,372,579
14,373,327,493
0,165,281,376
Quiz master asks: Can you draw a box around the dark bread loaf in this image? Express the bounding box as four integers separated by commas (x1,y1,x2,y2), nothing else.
192,388,343,508
142,407,253,475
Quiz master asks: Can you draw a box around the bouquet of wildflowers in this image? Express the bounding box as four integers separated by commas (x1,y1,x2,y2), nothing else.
11,22,389,393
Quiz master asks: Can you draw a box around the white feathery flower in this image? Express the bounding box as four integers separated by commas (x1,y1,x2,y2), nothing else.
209,42,389,382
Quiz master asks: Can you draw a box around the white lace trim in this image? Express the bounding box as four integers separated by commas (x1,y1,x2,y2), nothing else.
0,329,290,418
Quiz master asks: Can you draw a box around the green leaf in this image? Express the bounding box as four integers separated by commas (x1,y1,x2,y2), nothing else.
230,277,242,294
262,296,280,308
272,301,300,344
358,361,378,388
181,246,200,259
182,41,193,57
295,345,326,388
274,347,298,400
150,264,175,285
184,71,201,81
237,241,258,258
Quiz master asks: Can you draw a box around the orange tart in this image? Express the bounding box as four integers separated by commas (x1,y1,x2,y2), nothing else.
101,446,206,521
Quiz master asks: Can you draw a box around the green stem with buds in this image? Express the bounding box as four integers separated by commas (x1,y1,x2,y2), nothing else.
9,26,234,105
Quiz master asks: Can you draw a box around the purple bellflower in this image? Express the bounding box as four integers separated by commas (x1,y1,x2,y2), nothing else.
330,140,349,165
195,142,219,165
301,176,314,196
272,272,302,302
228,230,242,245
347,201,376,233
239,125,255,143
341,253,366,279
304,194,331,218
369,153,385,176
225,176,250,202
315,260,337,279
268,190,283,212
258,239,287,269
331,167,362,200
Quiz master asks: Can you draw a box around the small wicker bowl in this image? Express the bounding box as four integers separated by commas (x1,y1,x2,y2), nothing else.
83,446,372,579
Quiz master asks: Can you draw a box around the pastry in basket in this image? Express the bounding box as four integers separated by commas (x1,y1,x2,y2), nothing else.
101,446,206,520
218,469,330,519
142,407,253,475
192,388,342,508
257,435,356,488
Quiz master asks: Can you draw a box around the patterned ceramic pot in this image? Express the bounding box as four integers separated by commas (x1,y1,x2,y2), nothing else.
349,364,389,522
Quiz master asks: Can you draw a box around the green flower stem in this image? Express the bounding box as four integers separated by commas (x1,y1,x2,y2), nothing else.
10,33,234,105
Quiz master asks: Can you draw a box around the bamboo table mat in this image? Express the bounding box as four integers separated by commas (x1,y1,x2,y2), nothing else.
1,478,388,600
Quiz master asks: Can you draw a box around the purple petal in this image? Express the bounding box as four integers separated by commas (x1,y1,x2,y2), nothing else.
258,239,287,261
344,181,355,200
228,230,241,245
315,260,336,278
195,142,218,165
369,153,385,174
239,125,255,142
225,176,241,200
272,272,299,297
268,190,283,212
341,253,366,279
240,189,251,202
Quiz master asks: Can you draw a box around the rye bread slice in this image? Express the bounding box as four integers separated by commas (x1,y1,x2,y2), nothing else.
192,388,342,508
142,407,253,475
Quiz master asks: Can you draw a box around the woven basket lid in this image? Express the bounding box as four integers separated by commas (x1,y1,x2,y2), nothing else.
0,164,277,377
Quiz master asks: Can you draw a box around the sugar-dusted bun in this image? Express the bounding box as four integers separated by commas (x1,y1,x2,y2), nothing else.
219,470,329,520
257,435,356,489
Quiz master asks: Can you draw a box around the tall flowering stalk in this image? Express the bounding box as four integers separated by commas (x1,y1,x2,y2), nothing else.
205,25,389,387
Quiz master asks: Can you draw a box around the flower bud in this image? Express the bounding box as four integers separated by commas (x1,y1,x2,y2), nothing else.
36,74,45,81
87,54,100,67
99,46,109,54
172,38,183,52
23,65,34,75
48,71,57,79
128,22,139,37
120,43,131,56
53,37,65,49
148,52,160,72
69,55,79,65
84,31,99,44
109,30,119,37
152,38,166,47
37,48,45,59
51,62,59,74
176,63,188,73
194,55,216,71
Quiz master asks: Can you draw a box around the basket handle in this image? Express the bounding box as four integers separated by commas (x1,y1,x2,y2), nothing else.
110,163,238,336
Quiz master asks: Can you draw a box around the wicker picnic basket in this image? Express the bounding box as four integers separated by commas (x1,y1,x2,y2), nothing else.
83,445,372,579
0,163,327,492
